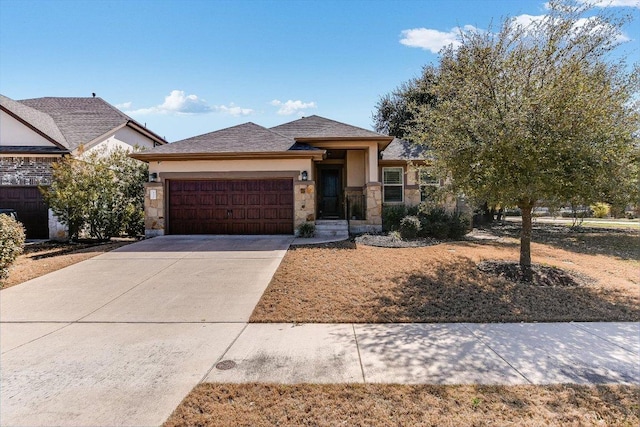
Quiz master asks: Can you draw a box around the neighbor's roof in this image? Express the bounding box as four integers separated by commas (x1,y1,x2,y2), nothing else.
18,96,166,151
380,138,430,161
270,115,390,140
0,94,68,149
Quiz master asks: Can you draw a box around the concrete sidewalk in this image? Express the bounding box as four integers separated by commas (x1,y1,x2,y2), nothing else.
208,322,640,385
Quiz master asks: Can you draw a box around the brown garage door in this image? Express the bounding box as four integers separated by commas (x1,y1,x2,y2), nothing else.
0,186,49,239
168,179,294,235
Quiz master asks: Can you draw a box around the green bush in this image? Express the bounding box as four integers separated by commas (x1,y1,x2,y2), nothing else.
399,215,421,239
297,222,315,238
418,206,470,239
382,205,407,232
448,211,472,239
0,215,25,282
590,202,610,218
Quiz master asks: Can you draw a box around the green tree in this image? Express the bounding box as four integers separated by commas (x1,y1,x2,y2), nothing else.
372,66,438,138
41,157,90,241
41,147,148,241
390,0,639,278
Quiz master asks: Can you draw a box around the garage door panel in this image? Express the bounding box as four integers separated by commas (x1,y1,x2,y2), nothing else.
168,179,293,235
263,194,277,205
231,194,245,205
0,186,49,239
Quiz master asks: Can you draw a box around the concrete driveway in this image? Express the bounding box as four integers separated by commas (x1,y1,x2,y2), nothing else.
0,235,293,427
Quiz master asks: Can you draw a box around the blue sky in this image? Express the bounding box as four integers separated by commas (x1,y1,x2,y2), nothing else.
1,0,638,142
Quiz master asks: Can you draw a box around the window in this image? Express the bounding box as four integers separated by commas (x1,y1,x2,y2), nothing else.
383,167,404,203
419,169,440,202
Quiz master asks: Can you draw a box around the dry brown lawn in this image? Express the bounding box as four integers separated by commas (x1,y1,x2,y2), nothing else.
1,240,134,289
251,225,639,323
164,383,640,427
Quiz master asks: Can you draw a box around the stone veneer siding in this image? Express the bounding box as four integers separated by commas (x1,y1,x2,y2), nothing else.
0,156,57,186
350,182,383,234
294,181,316,233
144,182,165,237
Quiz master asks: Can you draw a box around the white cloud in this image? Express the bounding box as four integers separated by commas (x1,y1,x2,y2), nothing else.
115,101,132,110
217,103,254,116
125,90,253,116
270,99,317,115
577,0,640,8
399,25,479,53
512,13,546,29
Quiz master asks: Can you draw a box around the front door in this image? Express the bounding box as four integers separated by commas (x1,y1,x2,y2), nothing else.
319,168,342,218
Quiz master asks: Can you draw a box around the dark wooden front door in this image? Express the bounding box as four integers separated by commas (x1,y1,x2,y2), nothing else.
319,168,342,218
168,179,293,235
0,186,49,239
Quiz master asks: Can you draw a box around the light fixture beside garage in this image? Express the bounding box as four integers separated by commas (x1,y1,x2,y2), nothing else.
149,172,158,182
301,171,308,181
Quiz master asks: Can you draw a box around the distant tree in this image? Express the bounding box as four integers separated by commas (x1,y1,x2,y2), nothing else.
372,66,438,138
388,0,639,278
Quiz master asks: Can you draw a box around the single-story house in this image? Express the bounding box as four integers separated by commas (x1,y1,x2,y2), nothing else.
132,115,435,237
0,94,167,239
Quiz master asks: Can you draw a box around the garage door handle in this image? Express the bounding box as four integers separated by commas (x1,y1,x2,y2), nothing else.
227,209,232,218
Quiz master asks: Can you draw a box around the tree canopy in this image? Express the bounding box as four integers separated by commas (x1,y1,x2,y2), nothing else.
374,0,639,274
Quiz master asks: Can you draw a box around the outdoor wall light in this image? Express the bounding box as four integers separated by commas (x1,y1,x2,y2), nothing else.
149,172,158,182
301,171,308,181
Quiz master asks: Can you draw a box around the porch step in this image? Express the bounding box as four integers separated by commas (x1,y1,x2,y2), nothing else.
314,220,349,239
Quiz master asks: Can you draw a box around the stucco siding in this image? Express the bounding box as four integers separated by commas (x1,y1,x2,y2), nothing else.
84,125,157,155
151,158,314,181
0,111,57,147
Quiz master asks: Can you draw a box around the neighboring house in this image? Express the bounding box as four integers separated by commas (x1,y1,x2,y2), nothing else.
132,115,432,237
0,94,167,239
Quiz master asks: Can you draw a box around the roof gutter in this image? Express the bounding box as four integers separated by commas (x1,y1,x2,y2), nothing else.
130,150,326,162
295,136,394,151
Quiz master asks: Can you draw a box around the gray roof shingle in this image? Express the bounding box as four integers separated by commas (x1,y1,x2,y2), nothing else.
381,138,430,161
18,97,131,151
270,115,386,139
0,94,68,147
147,122,300,154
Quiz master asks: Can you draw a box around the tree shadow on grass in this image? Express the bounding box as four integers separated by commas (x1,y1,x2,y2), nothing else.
474,223,639,261
372,258,640,323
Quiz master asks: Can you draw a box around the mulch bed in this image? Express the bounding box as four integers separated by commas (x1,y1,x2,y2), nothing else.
355,234,441,248
477,260,587,287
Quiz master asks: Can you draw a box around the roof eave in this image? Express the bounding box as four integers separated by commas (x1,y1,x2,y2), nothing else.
0,105,68,150
295,136,394,151
126,120,168,145
130,150,326,162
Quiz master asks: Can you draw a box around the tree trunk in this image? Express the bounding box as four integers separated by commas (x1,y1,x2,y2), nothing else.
519,202,533,282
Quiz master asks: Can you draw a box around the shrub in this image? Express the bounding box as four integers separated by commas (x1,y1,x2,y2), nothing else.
0,215,25,282
297,222,315,238
418,206,470,240
448,211,472,239
399,215,421,239
590,202,610,219
382,205,407,232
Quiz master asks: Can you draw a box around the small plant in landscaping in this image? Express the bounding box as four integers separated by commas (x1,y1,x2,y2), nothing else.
0,215,25,283
382,205,408,231
297,222,315,238
399,215,421,239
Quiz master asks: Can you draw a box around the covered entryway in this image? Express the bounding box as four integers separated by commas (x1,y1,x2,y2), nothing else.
0,186,48,239
167,179,294,235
